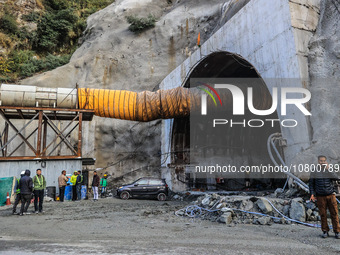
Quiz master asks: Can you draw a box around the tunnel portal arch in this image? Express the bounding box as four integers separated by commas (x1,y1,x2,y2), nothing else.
170,51,284,191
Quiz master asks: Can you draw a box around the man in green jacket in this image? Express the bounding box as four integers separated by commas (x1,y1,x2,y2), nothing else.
100,174,108,198
70,171,78,201
33,168,46,213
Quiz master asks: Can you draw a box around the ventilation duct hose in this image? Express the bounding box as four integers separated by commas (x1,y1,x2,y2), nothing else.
78,87,201,121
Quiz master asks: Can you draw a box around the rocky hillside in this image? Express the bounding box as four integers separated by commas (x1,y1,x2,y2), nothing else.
0,0,115,82
17,0,234,182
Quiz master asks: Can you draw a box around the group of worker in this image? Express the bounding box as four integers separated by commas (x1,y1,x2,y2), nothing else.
12,168,46,216
58,170,84,202
58,170,108,202
12,169,108,216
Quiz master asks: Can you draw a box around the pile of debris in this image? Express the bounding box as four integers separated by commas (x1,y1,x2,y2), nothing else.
176,193,321,226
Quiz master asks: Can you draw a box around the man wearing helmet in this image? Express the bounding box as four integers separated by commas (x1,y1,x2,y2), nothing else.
100,174,108,198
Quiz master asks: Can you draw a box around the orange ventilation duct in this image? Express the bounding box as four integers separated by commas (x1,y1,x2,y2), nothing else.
78,87,201,121
0,83,272,122
78,84,271,121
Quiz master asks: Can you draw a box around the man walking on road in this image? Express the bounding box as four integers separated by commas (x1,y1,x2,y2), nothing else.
76,170,83,201
18,170,33,216
309,155,340,239
58,170,69,202
92,171,100,201
12,171,25,215
33,169,46,214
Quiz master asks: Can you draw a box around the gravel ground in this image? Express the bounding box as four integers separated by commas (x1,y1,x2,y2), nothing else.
1,197,340,254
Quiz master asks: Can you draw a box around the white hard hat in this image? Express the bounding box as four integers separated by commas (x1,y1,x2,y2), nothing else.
21,171,25,175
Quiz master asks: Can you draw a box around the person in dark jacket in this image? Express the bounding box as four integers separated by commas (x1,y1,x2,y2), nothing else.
92,171,100,201
76,170,83,201
12,171,25,215
309,155,340,239
18,170,33,216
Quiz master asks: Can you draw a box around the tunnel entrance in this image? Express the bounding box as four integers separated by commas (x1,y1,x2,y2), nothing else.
171,52,284,191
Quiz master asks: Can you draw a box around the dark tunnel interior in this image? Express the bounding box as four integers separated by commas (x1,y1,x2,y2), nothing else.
171,51,285,191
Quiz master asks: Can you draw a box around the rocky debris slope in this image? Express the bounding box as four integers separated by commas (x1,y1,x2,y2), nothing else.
176,193,325,226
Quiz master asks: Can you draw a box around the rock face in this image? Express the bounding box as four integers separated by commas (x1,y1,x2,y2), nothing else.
20,0,231,183
291,0,340,178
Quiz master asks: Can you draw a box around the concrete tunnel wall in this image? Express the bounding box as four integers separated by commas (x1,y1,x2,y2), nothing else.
158,0,316,191
159,0,312,169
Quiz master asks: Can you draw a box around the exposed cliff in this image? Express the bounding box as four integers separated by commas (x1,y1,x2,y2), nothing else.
20,0,234,182
291,0,340,179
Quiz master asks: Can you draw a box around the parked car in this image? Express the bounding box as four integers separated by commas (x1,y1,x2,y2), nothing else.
116,177,169,201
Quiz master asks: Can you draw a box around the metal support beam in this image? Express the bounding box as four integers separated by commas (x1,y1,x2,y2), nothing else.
43,113,78,155
1,123,9,157
78,113,83,157
0,107,91,161
36,111,43,157
47,122,79,156
0,110,38,154
42,118,47,157
8,126,39,157
17,109,25,119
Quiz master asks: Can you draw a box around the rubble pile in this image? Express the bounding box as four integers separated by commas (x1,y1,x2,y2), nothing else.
176,193,321,226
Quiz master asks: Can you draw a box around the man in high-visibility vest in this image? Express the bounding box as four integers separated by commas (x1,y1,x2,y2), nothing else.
76,170,83,201
100,174,108,198
12,171,25,215
33,168,46,214
70,171,78,201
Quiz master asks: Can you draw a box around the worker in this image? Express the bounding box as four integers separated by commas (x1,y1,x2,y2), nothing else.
33,168,46,214
18,169,33,216
100,174,108,198
58,170,69,202
92,171,100,201
309,155,340,239
76,170,83,201
12,171,25,215
70,171,78,201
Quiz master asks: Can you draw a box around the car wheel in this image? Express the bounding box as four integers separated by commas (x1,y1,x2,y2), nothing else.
157,193,166,201
120,191,130,200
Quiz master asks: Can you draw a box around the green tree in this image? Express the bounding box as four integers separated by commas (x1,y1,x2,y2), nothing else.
0,14,19,35
35,9,78,52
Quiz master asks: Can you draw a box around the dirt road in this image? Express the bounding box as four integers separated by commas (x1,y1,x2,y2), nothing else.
1,197,340,254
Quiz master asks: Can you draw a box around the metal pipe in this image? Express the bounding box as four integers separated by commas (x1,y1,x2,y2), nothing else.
1,83,272,121
267,133,309,192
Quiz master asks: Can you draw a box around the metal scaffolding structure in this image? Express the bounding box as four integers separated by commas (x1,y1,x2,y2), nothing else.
0,106,94,161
